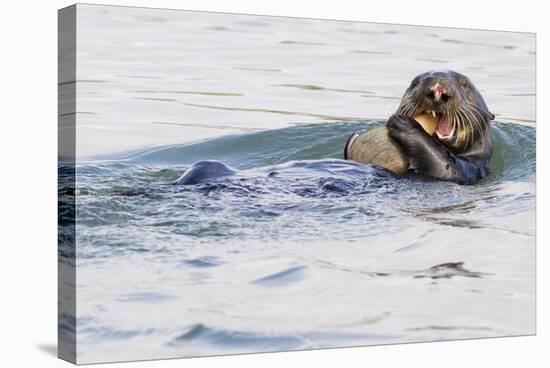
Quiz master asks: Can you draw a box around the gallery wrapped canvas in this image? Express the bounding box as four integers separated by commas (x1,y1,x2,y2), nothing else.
58,4,535,364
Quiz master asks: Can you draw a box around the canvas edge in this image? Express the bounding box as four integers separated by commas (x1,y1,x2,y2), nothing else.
58,4,78,365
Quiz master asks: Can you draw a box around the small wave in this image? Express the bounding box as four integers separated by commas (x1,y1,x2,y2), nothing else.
116,292,176,303
251,265,307,287
183,257,223,268
170,324,306,350
168,323,402,351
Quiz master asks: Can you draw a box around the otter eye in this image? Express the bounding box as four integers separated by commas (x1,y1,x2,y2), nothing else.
460,79,470,88
410,77,420,88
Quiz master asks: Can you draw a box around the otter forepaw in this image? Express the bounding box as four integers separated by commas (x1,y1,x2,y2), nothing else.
387,114,425,144
387,114,415,131
386,114,444,173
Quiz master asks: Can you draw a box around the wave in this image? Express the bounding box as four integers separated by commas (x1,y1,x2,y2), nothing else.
90,121,535,181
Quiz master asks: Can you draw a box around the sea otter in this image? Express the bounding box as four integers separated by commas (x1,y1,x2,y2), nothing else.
383,70,494,184
176,70,494,187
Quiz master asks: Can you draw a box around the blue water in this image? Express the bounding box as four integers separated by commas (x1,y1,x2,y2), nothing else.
61,121,536,362
74,121,535,256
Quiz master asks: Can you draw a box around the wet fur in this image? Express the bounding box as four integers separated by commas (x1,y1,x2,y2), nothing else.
388,70,494,184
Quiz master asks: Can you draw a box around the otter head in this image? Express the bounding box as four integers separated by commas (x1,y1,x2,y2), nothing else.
396,70,495,152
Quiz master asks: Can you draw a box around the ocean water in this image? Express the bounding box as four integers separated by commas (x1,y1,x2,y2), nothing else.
58,4,535,364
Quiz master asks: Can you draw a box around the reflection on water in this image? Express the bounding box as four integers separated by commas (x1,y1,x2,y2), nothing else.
60,4,536,364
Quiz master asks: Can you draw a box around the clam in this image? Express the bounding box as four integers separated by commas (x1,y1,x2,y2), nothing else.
345,112,438,175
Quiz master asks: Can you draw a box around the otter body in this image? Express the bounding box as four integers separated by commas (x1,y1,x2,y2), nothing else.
347,70,494,184
173,160,236,185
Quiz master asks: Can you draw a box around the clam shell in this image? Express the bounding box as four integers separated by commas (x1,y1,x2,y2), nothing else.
415,112,438,135
347,126,409,174
346,113,437,175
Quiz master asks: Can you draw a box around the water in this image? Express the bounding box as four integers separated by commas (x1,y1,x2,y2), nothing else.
59,4,535,364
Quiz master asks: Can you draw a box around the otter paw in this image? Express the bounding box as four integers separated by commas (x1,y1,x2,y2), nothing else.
387,114,414,131
387,114,422,143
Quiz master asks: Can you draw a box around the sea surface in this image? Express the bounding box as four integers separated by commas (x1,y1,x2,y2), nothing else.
58,4,535,364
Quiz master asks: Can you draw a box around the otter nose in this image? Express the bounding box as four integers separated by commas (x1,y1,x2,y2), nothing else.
425,83,449,103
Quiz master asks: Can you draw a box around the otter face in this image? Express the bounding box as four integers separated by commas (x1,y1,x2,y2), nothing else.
397,70,494,151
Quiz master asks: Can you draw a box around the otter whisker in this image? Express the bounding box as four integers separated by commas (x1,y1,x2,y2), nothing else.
464,108,484,145
401,100,414,116
465,103,494,137
470,106,493,130
405,102,419,118
397,98,412,116
468,104,489,134
455,111,469,147
455,110,468,148
462,109,477,146
400,97,418,117
465,101,490,121
466,100,493,118
451,111,459,145
463,105,487,143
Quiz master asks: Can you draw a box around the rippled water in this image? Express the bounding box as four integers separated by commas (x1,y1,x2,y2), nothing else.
66,121,536,362
59,4,535,364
